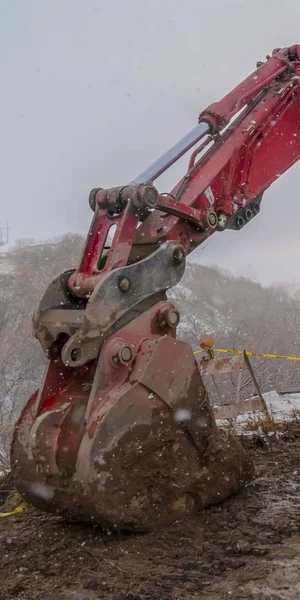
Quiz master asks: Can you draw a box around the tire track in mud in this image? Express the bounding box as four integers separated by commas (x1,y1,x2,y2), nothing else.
1,428,300,600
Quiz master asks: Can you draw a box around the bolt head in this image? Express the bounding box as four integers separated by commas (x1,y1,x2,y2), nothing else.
173,246,185,264
119,346,132,363
207,211,217,228
145,186,158,206
166,310,180,328
119,277,130,292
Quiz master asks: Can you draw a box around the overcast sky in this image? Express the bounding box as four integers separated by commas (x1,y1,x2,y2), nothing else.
1,0,300,286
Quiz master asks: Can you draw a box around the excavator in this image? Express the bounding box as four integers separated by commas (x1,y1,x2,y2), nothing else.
10,44,300,531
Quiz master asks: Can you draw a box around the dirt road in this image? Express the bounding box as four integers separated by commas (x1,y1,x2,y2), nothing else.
1,426,300,600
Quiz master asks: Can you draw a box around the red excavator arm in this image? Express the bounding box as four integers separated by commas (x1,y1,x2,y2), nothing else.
11,45,300,532
70,43,300,294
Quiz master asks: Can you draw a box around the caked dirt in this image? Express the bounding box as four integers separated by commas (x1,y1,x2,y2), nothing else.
1,425,300,600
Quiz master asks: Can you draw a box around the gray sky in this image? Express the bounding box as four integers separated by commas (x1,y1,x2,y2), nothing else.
1,0,300,286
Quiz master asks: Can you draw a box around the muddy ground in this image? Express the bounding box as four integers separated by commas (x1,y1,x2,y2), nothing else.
1,426,300,600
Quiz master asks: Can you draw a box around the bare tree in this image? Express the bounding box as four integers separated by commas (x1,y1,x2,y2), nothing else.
0,234,84,468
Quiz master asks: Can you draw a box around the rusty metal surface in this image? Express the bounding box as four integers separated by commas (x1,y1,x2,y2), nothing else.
61,241,186,368
33,240,185,368
11,303,255,532
198,354,243,376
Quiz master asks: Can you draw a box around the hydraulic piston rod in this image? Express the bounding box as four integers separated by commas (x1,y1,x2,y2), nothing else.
132,122,210,184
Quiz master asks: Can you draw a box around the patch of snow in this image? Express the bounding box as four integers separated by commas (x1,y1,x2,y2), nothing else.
0,243,12,255
216,390,300,435
167,284,197,302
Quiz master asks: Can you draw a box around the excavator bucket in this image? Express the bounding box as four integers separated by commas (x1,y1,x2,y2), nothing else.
11,295,255,531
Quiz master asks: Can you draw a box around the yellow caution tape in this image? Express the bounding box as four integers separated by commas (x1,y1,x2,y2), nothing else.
0,502,29,518
194,348,300,361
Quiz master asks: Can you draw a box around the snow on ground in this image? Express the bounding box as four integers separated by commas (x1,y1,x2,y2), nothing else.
167,284,197,303
216,390,300,434
263,390,300,419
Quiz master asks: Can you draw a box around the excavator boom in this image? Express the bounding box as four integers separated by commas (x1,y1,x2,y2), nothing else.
10,45,300,531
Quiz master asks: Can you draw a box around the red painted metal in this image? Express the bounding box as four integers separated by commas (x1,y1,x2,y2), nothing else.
156,194,216,227
68,200,140,297
129,71,300,261
199,46,294,129
11,45,300,528
66,45,300,297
